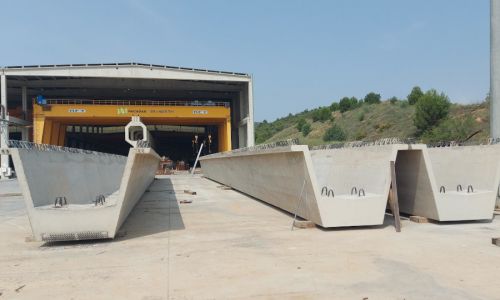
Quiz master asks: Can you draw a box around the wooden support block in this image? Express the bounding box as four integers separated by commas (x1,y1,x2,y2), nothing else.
409,215,430,223
492,237,500,247
293,220,316,229
388,161,402,232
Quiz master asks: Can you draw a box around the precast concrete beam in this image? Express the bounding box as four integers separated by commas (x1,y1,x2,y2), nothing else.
310,144,416,227
9,143,160,241
200,145,323,225
397,144,500,221
200,144,410,227
491,0,500,139
200,143,500,227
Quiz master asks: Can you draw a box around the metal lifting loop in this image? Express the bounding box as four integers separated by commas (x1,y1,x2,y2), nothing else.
321,186,328,196
94,195,106,206
54,196,68,208
467,185,474,193
327,189,334,198
358,189,365,197
439,186,446,193
457,184,463,192
351,187,358,195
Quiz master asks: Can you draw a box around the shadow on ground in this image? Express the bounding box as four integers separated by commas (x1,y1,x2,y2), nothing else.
41,177,185,247
116,177,185,241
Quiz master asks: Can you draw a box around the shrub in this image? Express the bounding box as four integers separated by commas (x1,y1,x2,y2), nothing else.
364,92,381,104
388,96,398,104
358,112,365,122
354,129,367,140
330,102,340,112
296,118,306,131
374,122,391,132
408,86,424,105
323,124,347,141
414,89,451,134
301,123,312,136
312,107,331,122
339,97,359,113
421,117,477,143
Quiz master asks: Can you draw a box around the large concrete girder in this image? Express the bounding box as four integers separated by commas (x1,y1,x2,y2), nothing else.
398,145,500,221
200,145,323,224
10,146,160,241
200,144,500,227
200,145,407,227
310,144,412,227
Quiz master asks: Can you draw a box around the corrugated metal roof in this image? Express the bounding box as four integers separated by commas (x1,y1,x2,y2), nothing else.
1,62,249,77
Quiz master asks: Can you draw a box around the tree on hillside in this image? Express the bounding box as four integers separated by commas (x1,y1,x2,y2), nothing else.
330,102,340,112
296,118,306,131
323,124,347,141
301,123,312,136
312,107,331,122
414,89,451,134
408,86,424,105
364,92,381,104
339,97,359,112
388,96,398,104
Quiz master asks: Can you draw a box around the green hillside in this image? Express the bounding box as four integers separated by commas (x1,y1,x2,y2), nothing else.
255,96,489,146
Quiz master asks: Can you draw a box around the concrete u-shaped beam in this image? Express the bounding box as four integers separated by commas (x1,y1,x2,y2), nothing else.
8,142,160,241
200,143,500,227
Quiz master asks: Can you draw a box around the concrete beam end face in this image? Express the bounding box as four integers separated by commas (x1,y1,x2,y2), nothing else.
424,145,500,221
310,145,403,227
125,116,149,148
10,145,160,242
10,148,128,241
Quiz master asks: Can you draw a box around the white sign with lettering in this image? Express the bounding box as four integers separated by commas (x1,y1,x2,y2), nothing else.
68,109,86,113
192,110,208,115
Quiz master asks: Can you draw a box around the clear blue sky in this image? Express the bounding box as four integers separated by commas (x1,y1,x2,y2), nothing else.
0,0,490,121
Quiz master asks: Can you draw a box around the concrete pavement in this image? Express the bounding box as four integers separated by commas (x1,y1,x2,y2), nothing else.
1,175,500,299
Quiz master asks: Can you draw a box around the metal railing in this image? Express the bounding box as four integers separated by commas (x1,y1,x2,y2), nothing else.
311,137,416,150
203,136,500,159
43,98,230,108
426,138,500,148
312,137,500,150
7,140,125,157
204,139,300,158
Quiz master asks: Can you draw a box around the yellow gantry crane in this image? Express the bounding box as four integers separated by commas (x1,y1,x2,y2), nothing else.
33,99,232,152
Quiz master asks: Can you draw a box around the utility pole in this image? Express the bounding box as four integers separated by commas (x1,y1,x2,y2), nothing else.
491,0,500,139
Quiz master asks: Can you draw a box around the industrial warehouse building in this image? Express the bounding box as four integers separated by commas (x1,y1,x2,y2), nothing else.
0,63,254,178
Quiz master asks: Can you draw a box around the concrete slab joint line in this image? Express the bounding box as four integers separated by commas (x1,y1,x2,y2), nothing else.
10,145,160,241
200,143,500,227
